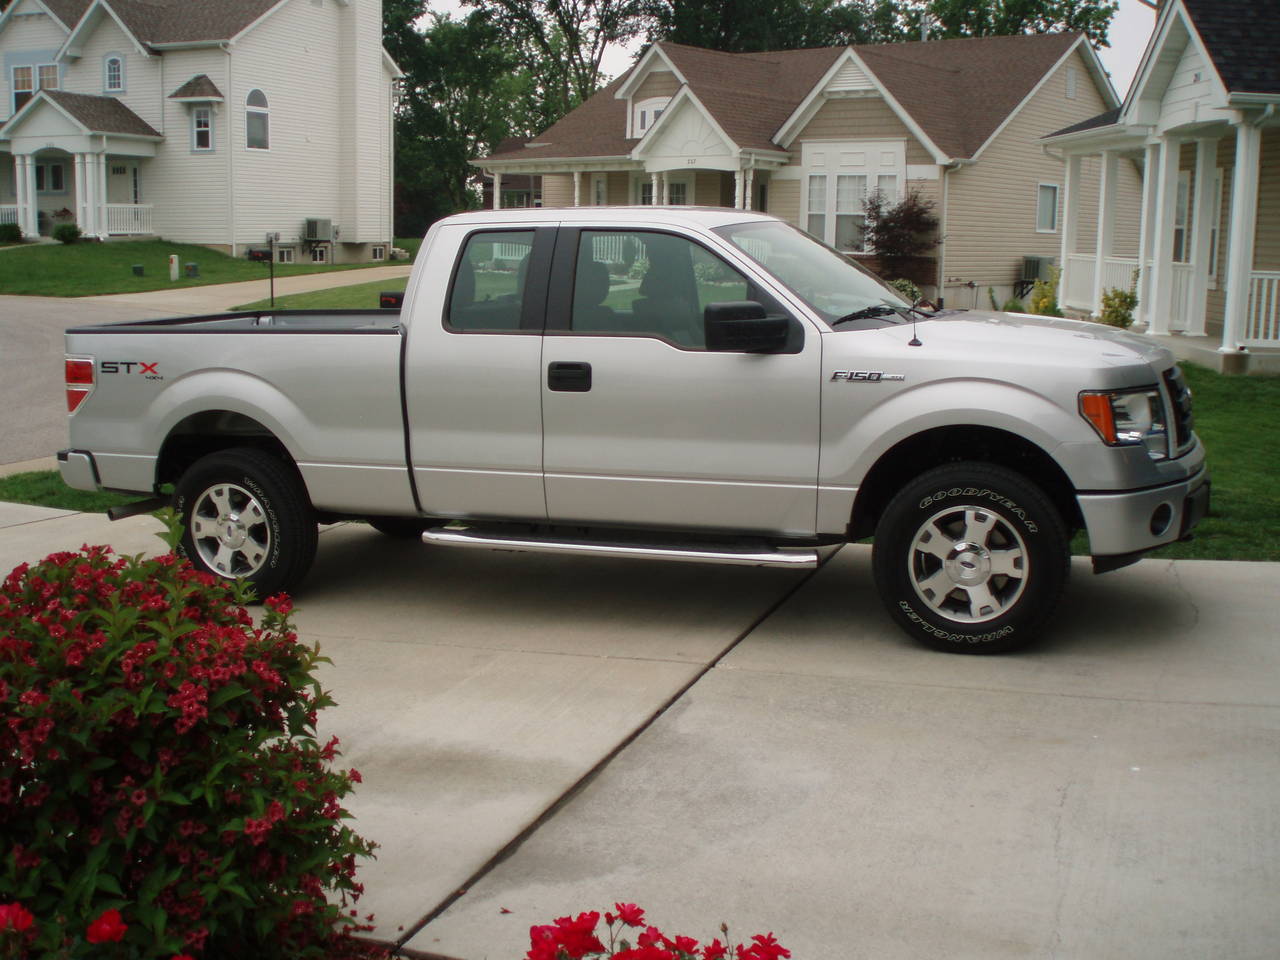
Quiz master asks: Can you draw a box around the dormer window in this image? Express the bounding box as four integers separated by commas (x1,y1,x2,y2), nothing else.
104,55,125,93
634,97,670,137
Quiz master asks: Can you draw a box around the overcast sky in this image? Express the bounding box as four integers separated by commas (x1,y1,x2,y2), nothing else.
425,0,1159,100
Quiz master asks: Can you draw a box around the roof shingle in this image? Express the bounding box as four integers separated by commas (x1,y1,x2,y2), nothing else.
42,89,161,136
1182,0,1280,97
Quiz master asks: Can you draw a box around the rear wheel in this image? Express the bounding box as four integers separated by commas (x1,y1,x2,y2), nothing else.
871,462,1069,653
175,447,317,599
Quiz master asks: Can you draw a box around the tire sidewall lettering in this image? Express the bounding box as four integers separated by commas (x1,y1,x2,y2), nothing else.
916,486,1040,534
898,600,1016,645
242,475,282,570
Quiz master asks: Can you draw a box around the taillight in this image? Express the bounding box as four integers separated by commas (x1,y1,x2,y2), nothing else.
66,357,94,414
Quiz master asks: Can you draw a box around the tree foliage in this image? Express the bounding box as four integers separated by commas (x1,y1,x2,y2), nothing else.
863,189,940,279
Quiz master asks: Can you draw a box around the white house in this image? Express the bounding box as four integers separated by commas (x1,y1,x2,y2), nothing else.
0,0,399,264
1043,0,1280,373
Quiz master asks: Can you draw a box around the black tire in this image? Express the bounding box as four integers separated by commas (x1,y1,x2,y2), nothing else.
871,461,1069,653
366,517,429,539
174,447,318,600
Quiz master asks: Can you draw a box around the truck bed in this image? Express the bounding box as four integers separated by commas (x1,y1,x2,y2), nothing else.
67,308,402,336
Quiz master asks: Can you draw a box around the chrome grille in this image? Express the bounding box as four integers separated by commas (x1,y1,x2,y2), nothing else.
1163,366,1195,452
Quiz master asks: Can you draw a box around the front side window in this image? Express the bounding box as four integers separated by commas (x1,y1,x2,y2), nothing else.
571,230,751,349
446,230,534,332
714,219,908,326
104,55,124,92
1037,183,1059,232
192,107,213,151
246,89,269,149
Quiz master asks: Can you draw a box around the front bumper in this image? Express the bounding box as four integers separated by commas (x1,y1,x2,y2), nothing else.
1078,465,1210,562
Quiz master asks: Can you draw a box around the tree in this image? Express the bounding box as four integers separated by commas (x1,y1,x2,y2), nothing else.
918,0,1119,47
390,11,537,236
863,189,940,282
464,0,652,120
646,0,885,52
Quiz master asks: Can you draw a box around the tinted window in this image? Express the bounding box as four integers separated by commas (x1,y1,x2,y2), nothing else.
571,231,750,349
447,231,534,332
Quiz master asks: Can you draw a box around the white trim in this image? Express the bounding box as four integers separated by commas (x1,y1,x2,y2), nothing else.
0,0,72,36
614,44,687,102
1123,0,1230,127
774,48,950,164
970,37,1117,163
631,86,741,166
56,0,151,60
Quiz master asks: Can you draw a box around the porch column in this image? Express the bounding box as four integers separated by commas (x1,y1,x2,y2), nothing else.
492,172,502,209
98,152,109,239
1057,154,1083,309
1186,137,1219,336
18,155,38,238
82,153,99,238
662,173,670,204
572,171,581,207
734,169,745,209
651,172,660,205
1135,142,1161,328
1090,150,1120,314
1221,120,1262,353
73,153,88,233
1146,135,1182,336
13,155,29,237
745,168,755,210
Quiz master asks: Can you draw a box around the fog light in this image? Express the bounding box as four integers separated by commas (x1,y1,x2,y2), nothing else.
1150,503,1174,536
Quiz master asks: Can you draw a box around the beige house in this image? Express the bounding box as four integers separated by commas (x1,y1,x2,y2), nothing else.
0,0,398,263
1044,0,1280,372
475,34,1138,308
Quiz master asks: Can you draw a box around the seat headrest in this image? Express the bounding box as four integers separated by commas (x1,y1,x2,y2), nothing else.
578,259,612,306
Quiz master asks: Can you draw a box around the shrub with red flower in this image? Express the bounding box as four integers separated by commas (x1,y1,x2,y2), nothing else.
0,516,375,959
523,905,789,960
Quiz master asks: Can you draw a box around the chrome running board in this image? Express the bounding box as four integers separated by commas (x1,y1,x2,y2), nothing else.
422,525,819,568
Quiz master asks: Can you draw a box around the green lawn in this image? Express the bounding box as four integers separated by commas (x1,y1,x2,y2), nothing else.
234,276,408,311
0,239,419,297
1,362,1274,560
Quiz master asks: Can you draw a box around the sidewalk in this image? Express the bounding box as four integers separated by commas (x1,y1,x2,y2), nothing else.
82,262,413,314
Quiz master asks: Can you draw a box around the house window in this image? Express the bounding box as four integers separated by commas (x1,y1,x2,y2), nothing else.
310,245,328,263
104,55,124,93
12,66,33,113
372,245,386,261
638,181,654,205
806,175,827,240
803,140,905,252
668,181,687,205
277,247,295,263
192,107,213,151
591,174,607,206
1173,170,1191,263
1208,169,1223,282
246,89,270,150
35,162,67,193
38,64,59,92
1036,183,1059,233
633,97,671,137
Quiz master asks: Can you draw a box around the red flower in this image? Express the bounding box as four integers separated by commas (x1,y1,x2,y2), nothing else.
615,947,676,960
0,902,35,932
702,940,728,960
614,902,646,927
265,593,293,615
735,933,790,960
86,908,128,943
171,955,197,960
526,911,604,960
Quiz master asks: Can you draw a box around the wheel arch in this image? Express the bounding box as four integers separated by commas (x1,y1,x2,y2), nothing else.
848,425,1081,541
157,410,298,489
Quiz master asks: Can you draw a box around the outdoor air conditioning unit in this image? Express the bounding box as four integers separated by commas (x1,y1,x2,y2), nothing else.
1022,255,1054,283
304,217,333,242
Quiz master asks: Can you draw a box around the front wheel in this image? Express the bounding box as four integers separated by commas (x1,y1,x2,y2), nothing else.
871,462,1069,653
174,447,318,599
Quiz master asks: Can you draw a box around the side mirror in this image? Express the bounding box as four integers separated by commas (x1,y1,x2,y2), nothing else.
704,301,791,353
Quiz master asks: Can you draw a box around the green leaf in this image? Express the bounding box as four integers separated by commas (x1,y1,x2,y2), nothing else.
211,683,249,709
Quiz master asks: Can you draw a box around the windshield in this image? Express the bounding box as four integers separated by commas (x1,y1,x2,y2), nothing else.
712,220,910,325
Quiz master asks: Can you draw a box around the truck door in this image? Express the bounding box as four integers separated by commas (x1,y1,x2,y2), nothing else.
540,227,822,536
404,225,554,521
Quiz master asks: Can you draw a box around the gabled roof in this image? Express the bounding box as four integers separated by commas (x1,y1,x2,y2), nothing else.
0,88,161,138
1181,0,1280,97
39,0,92,30
485,32,1095,166
60,0,281,52
168,74,224,101
1045,107,1121,139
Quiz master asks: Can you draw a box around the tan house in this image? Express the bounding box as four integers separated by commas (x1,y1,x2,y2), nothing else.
1044,0,1280,373
474,33,1138,308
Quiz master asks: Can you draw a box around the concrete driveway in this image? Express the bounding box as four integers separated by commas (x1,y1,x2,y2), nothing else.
2,504,1277,960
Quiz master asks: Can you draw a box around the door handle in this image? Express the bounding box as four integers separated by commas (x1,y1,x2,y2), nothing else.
548,361,592,392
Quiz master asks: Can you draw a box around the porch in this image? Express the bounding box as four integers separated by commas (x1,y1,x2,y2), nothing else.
2,152,154,238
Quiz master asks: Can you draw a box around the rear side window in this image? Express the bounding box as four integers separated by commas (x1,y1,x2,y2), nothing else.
447,231,535,332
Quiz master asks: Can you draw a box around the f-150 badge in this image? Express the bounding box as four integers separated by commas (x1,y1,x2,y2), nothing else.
830,370,905,382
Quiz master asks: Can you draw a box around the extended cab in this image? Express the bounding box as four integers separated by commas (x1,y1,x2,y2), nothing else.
60,208,1209,652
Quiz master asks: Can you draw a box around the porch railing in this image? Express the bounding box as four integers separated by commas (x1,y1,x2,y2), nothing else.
0,205,17,226
104,204,153,236
1244,271,1280,346
1064,254,1095,308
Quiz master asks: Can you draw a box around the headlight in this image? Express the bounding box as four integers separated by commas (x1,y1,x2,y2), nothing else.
1079,388,1168,460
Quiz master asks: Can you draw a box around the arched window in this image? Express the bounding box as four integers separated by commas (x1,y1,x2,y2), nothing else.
104,55,124,92
246,89,269,150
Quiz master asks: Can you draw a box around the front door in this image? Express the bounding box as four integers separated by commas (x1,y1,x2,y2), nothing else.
540,227,822,536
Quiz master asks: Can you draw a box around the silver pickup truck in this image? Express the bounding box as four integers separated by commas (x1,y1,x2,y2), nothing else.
59,208,1209,652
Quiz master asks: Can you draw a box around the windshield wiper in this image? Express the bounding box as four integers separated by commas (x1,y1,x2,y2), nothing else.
830,304,899,327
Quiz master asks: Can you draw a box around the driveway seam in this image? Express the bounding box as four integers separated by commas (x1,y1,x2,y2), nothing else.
390,547,842,952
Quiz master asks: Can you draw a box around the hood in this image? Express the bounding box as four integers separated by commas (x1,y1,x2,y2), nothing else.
874,309,1174,372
